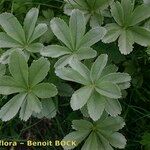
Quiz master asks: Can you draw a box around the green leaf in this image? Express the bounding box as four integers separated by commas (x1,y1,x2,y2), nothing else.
69,9,86,49
90,54,108,82
19,99,32,121
108,132,127,149
76,47,97,60
130,26,150,46
32,83,58,98
55,67,90,85
41,45,71,58
27,93,42,113
0,76,25,95
29,23,47,43
0,93,27,121
130,4,150,26
100,65,118,77
121,0,134,25
69,58,90,81
50,17,72,49
102,23,122,43
26,43,43,53
90,13,103,27
87,92,106,121
110,1,124,26
100,73,131,84
63,131,90,150
0,13,25,44
71,86,93,110
0,32,21,48
79,27,106,48
118,29,134,55
96,81,121,99
81,132,100,150
0,64,6,76
23,8,39,41
105,99,122,116
29,57,50,86
33,99,57,119
9,51,28,86
97,116,125,131
72,119,93,131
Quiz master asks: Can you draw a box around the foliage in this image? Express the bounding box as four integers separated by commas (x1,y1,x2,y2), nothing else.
102,0,150,54
41,9,106,69
56,54,131,121
0,8,47,64
64,0,114,27
0,0,149,150
0,51,57,121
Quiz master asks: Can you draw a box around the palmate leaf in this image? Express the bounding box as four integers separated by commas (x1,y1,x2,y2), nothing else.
103,0,150,55
64,0,113,27
62,116,126,150
42,9,105,68
56,54,131,120
0,51,58,121
0,8,47,64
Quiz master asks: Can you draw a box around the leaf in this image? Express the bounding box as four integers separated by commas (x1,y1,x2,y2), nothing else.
19,99,33,121
23,8,39,41
0,64,6,76
87,92,106,121
26,43,43,53
33,99,57,119
69,58,90,81
41,45,71,58
96,81,121,99
110,1,124,26
32,83,58,98
71,86,93,110
76,47,97,60
90,54,108,82
118,29,134,55
69,9,86,48
29,57,50,86
90,13,104,27
55,67,90,85
0,32,21,48
72,119,93,131
121,0,134,25
50,17,72,49
69,9,86,49
62,131,90,150
130,4,150,26
97,116,125,131
0,13,25,44
100,65,118,77
9,51,28,86
81,132,100,150
29,23,48,43
105,99,122,116
100,73,131,84
0,76,25,95
0,93,27,121
102,23,122,43
108,132,127,149
27,93,42,113
79,27,106,48
54,55,72,69
130,26,150,46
